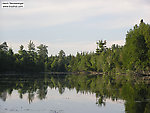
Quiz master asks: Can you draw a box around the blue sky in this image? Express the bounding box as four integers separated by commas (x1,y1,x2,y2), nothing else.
0,0,150,55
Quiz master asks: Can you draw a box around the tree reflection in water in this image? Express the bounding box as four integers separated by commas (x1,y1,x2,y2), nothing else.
0,73,150,113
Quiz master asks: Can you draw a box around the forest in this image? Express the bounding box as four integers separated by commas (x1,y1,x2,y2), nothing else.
0,20,150,74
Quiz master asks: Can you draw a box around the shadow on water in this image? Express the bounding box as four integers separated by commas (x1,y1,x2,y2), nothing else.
0,73,150,113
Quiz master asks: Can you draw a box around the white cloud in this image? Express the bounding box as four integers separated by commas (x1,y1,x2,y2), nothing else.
107,40,125,48
1,0,150,55
48,41,96,55
1,0,150,29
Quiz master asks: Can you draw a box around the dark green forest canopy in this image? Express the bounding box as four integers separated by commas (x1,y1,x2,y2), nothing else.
0,20,150,74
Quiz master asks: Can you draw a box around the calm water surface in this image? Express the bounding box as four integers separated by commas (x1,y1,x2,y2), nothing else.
0,74,149,113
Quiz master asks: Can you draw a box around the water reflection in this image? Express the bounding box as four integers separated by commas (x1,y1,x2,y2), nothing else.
0,74,150,113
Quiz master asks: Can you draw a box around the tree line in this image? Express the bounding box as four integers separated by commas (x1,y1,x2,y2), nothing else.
0,20,150,74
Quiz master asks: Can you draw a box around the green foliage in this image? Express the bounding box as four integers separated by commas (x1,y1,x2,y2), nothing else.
96,40,107,55
123,20,150,72
37,44,48,61
28,40,35,51
0,20,149,73
0,41,49,72
0,42,8,52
